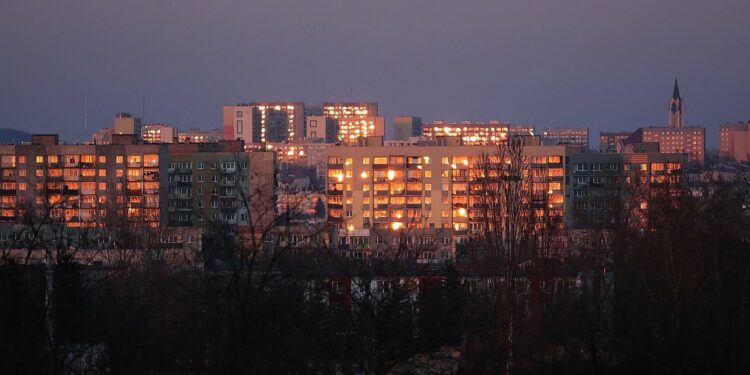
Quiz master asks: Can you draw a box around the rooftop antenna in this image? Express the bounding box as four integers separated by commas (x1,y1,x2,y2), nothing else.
83,89,88,130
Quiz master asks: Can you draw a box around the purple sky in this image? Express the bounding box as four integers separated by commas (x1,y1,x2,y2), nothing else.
1,0,749,147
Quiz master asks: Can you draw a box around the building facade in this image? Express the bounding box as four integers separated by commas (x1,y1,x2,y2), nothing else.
542,128,589,149
393,116,423,141
1,134,167,228
142,123,177,144
719,121,750,162
325,139,571,259
166,141,250,228
422,121,535,145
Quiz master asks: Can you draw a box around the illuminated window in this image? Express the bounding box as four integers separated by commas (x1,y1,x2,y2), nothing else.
425,183,432,191
35,156,44,164
363,157,370,164
98,155,106,163
116,156,124,164
99,169,107,177
19,183,26,191
441,157,449,165
19,170,26,177
116,169,124,177
35,169,43,177
424,171,432,178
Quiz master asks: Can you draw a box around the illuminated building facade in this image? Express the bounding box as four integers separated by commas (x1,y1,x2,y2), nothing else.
325,139,570,259
142,123,177,143
223,103,304,144
322,102,383,143
422,121,535,145
251,102,304,143
0,134,167,228
178,128,224,144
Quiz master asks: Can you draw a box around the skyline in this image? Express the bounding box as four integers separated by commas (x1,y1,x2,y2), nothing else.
2,0,749,147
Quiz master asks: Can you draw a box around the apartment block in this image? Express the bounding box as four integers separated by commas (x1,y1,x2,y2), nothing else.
623,127,705,165
567,153,623,229
305,116,338,143
142,123,177,143
178,128,224,144
719,121,750,161
393,116,422,141
542,128,589,149
422,121,535,145
1,134,167,228
166,141,250,227
325,139,571,260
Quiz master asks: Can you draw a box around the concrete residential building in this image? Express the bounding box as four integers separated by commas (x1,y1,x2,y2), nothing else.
719,121,750,161
336,116,385,143
142,123,177,144
306,115,338,143
323,102,378,120
1,134,167,228
393,116,422,141
325,137,571,259
113,112,142,138
178,128,223,144
223,105,253,144
567,153,623,229
250,102,305,143
422,121,535,145
166,141,250,228
542,128,589,149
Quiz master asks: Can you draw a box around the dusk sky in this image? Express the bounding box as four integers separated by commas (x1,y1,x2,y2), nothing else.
1,0,748,146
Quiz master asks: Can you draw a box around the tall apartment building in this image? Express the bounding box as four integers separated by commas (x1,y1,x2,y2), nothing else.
178,128,224,143
166,141,250,227
719,121,750,161
1,134,167,228
422,121,535,145
323,102,378,120
251,102,305,143
542,128,589,149
393,116,423,141
113,112,142,138
142,123,177,143
223,105,253,144
224,102,305,144
567,153,623,229
306,116,338,143
325,138,571,259
322,102,383,143
623,127,705,165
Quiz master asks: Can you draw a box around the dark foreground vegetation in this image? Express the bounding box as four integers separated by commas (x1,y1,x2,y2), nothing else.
1,176,749,374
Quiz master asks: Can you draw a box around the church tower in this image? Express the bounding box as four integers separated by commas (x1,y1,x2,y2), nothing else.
668,78,684,128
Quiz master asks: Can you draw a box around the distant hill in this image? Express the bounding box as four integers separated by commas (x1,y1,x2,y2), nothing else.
0,128,32,144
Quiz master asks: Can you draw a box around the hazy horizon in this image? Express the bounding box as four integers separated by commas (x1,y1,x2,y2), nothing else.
2,0,749,147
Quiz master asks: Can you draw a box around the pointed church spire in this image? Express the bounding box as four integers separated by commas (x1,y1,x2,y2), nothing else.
672,77,681,99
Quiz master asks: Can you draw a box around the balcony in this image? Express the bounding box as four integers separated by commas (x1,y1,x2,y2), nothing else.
0,189,16,195
404,190,422,196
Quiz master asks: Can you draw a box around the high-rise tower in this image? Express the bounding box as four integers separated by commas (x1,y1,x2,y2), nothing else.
668,78,684,128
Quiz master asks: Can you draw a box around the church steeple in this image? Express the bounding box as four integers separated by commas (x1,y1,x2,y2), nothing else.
668,77,683,128
672,78,681,99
